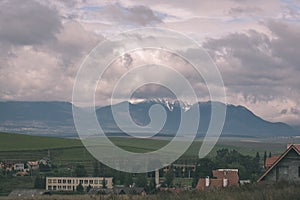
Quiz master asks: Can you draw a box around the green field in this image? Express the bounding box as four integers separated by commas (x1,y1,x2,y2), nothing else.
0,132,294,175
0,132,82,151
0,132,294,162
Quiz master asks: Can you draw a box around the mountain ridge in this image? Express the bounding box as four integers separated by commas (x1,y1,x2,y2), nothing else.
0,100,298,137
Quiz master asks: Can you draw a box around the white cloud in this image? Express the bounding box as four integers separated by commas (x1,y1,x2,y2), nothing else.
0,0,300,126
0,0,62,46
203,21,300,124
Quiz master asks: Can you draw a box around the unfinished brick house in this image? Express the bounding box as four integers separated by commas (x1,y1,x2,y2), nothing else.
196,169,239,190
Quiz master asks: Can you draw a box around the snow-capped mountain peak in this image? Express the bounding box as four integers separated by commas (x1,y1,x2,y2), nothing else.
129,98,192,112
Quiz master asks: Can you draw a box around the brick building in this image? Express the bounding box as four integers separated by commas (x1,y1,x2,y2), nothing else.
196,169,239,190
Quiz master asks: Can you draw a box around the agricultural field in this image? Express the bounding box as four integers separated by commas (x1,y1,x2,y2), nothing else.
0,132,82,152
0,132,296,162
0,132,294,179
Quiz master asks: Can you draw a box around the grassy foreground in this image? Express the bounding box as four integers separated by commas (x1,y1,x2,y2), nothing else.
0,183,299,200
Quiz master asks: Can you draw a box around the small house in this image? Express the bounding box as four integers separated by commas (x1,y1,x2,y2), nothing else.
14,163,25,171
257,144,300,182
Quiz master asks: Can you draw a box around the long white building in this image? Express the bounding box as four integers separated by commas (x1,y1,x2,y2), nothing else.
46,177,113,191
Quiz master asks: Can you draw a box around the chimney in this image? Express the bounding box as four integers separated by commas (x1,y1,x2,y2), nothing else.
223,178,228,187
205,176,210,187
155,169,160,188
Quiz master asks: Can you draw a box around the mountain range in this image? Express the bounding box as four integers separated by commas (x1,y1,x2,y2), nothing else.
0,100,298,138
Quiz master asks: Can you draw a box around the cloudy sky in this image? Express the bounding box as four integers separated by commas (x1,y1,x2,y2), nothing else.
0,0,300,126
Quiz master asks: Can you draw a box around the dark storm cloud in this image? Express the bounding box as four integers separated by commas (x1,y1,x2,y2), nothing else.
122,53,133,68
100,3,163,26
203,21,300,102
46,21,102,67
0,0,62,46
268,21,300,71
280,109,288,115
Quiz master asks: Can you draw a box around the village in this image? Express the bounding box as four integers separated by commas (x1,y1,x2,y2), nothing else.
0,157,51,177
2,143,300,198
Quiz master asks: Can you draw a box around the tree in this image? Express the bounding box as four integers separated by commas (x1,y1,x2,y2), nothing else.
252,152,262,174
75,165,87,177
254,152,261,171
148,178,156,193
255,152,260,162
196,158,214,178
164,170,174,187
93,161,100,177
124,173,133,187
39,163,51,172
215,148,230,168
76,183,84,193
263,151,267,165
34,175,45,189
192,158,214,188
213,148,261,180
135,174,148,188
86,184,92,193
102,178,107,189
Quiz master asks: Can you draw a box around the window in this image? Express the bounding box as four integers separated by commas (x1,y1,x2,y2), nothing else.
63,186,66,190
80,180,83,184
48,179,52,184
279,166,289,175
89,180,93,184
53,179,57,184
58,186,61,190
283,166,288,175
63,179,66,184
58,179,62,183
67,186,72,190
84,180,88,184
68,179,72,184
94,180,98,184
53,186,57,191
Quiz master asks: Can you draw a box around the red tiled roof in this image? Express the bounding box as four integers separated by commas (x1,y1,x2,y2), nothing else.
196,169,239,190
213,169,239,186
265,156,281,168
291,144,300,152
257,144,300,182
